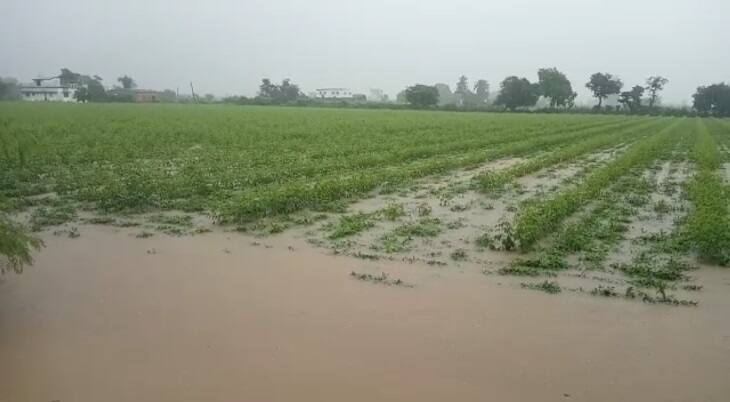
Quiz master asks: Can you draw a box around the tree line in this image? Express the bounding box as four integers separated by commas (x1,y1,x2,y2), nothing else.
2,68,730,117
400,69,730,117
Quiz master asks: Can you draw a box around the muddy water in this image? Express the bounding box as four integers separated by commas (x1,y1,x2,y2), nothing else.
1,226,730,402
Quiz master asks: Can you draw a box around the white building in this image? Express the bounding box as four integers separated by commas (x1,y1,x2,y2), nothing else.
315,88,353,99
19,78,78,102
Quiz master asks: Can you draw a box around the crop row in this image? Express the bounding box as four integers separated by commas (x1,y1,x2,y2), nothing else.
473,118,668,193
513,118,688,249
684,119,730,265
215,118,656,222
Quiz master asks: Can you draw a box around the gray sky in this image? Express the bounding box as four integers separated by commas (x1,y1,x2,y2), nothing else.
2,0,728,105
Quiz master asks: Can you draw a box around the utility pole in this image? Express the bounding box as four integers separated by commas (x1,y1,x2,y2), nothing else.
190,82,198,103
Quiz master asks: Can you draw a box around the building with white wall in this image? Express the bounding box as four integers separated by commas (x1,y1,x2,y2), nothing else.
19,78,78,102
315,88,353,99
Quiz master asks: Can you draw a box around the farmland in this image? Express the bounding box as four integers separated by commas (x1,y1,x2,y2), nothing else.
1,103,730,304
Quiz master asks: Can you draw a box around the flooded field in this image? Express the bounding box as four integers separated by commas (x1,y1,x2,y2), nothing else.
2,106,730,401
1,225,730,402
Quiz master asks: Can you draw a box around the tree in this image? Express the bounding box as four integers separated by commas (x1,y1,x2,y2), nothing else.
618,85,645,112
257,78,302,104
693,83,730,117
473,79,490,104
74,87,90,102
117,75,136,89
585,73,623,107
645,76,668,108
58,68,81,85
0,77,20,100
455,75,470,96
434,83,455,106
538,67,574,108
495,76,540,111
86,78,106,101
405,84,439,107
278,79,301,102
454,75,478,107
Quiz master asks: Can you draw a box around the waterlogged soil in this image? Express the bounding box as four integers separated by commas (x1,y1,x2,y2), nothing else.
304,149,623,272
2,225,730,402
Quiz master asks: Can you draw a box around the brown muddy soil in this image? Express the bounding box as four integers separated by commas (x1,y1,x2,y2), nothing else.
2,225,730,402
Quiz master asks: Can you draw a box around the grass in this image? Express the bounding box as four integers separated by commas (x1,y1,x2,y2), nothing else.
328,213,374,239
394,218,442,237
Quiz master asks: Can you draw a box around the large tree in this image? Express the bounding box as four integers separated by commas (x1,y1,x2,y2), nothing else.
645,76,668,108
538,67,574,108
495,76,540,111
693,83,730,117
405,84,439,107
454,75,474,107
585,73,623,107
85,77,107,101
58,68,81,85
257,78,302,103
618,85,645,112
0,78,20,100
117,75,137,89
473,79,490,105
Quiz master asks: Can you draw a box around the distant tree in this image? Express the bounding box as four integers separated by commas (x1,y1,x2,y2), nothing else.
0,80,8,99
396,90,408,104
85,76,106,101
618,85,645,112
566,91,578,109
455,75,470,96
74,87,89,102
257,78,302,104
278,79,301,102
434,83,455,106
117,75,136,89
258,79,278,99
405,84,439,107
454,75,476,107
58,68,81,85
0,78,20,100
645,76,669,108
585,73,623,108
495,76,540,111
693,83,730,117
473,79,490,104
538,67,574,108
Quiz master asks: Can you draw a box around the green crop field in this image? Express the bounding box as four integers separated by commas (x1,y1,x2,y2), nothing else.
1,103,729,303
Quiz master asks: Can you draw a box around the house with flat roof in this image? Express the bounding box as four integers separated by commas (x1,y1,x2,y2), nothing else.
19,77,78,102
315,88,353,99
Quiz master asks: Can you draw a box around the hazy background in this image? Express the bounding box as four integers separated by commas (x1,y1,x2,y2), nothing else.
2,0,728,105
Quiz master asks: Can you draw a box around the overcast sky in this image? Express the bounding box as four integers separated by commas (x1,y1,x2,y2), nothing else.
2,0,728,105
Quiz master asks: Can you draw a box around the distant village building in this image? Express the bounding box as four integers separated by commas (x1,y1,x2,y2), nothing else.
133,90,161,103
19,77,78,102
315,88,353,99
